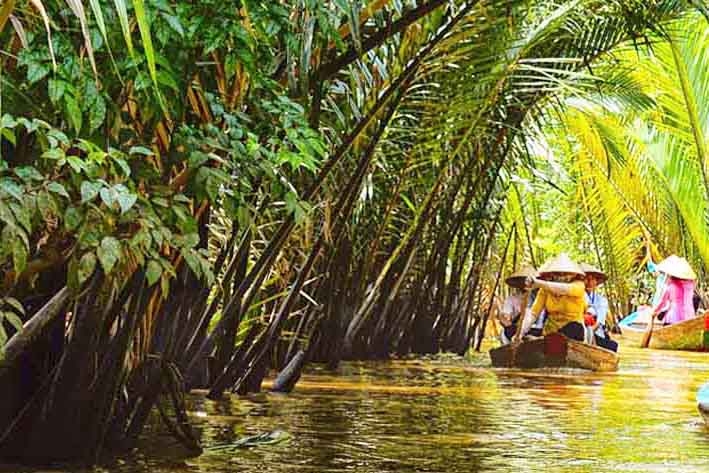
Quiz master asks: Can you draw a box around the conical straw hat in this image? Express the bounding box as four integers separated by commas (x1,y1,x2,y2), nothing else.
580,262,607,284
505,265,538,289
538,253,585,278
656,255,697,280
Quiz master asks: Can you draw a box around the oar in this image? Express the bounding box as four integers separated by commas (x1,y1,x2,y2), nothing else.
510,289,531,365
640,309,655,348
512,289,531,343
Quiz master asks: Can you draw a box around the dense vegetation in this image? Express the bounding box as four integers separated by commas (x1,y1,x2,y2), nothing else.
0,0,707,464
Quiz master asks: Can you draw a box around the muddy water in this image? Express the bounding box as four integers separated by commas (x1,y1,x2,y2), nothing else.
9,345,709,472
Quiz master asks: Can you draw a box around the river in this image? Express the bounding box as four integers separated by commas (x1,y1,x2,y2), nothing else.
5,345,709,472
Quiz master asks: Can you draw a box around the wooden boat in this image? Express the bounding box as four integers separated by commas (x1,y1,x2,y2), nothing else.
618,314,706,351
489,333,619,372
697,382,709,426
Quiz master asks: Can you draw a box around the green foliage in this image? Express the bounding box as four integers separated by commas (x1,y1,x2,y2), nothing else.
0,0,327,297
506,12,709,312
0,296,24,356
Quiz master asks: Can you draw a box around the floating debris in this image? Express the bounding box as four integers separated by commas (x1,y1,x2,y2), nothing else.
206,430,292,452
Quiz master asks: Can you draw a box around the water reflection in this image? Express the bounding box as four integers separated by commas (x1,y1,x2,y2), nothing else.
4,346,709,473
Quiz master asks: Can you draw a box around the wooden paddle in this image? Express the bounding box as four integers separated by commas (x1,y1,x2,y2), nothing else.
640,309,655,348
512,289,531,343
510,289,531,365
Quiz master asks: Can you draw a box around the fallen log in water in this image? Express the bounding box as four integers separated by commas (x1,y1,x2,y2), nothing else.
1,287,69,371
271,350,307,393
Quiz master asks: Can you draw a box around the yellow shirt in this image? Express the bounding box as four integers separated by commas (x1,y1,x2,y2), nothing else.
531,281,587,335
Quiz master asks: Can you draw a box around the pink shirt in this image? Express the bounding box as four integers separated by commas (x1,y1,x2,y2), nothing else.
655,277,695,324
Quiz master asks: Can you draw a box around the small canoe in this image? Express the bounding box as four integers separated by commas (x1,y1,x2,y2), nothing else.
489,333,619,372
697,382,709,426
619,314,706,351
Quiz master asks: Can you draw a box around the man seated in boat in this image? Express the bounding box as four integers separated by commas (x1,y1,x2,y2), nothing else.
498,266,544,344
580,263,618,352
518,253,589,343
646,255,697,325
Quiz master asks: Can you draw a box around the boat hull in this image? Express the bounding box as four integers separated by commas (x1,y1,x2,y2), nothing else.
619,315,706,351
489,333,619,372
700,405,709,427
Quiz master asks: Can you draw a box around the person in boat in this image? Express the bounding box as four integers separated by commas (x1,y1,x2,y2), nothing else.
580,262,618,352
498,266,544,344
520,253,588,343
648,255,697,325
647,259,669,319
619,258,669,327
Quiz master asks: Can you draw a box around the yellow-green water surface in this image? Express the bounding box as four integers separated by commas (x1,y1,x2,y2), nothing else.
7,344,709,472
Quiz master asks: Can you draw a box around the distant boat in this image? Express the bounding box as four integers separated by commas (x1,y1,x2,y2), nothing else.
618,313,706,351
489,333,619,372
697,382,709,426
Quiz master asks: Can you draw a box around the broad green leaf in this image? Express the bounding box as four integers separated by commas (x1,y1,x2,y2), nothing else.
181,249,202,279
188,151,209,168
181,233,200,249
27,61,49,84
47,182,70,199
173,194,191,204
130,227,152,249
78,252,97,284
9,203,31,234
129,146,154,156
197,250,214,285
36,191,56,220
172,206,197,234
0,178,23,200
97,236,120,274
159,11,184,36
151,197,169,207
78,227,100,248
0,114,16,129
47,129,70,146
64,206,83,231
81,181,102,203
112,157,131,176
42,148,66,160
151,228,163,246
48,79,66,104
156,70,179,92
114,185,137,213
146,259,162,286
0,200,15,227
11,237,27,275
65,95,83,133
67,156,86,173
89,95,107,132
100,186,118,208
1,128,15,146
14,166,44,182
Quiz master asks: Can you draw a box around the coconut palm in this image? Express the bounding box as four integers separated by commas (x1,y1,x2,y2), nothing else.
521,12,709,317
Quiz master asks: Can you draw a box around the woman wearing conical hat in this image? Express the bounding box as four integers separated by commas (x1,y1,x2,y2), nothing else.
580,263,618,352
649,255,696,325
498,266,540,344
521,253,588,342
